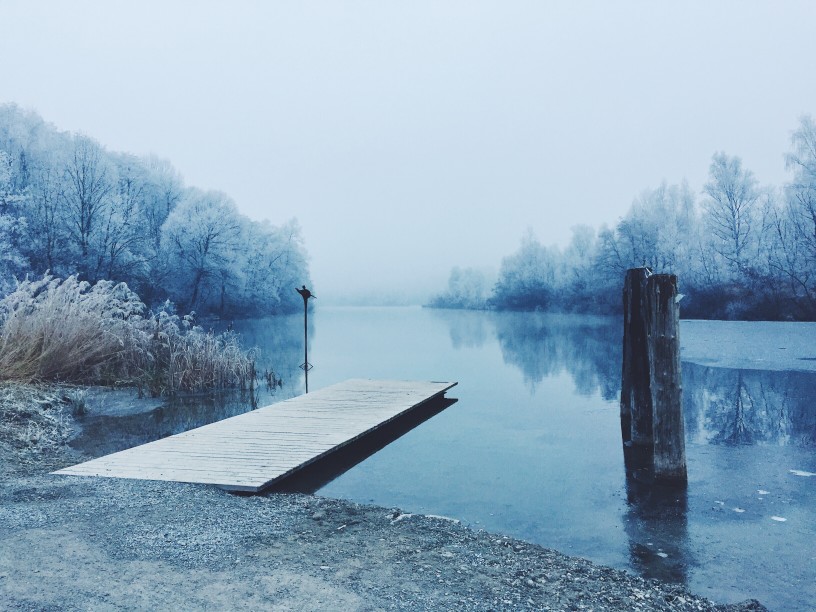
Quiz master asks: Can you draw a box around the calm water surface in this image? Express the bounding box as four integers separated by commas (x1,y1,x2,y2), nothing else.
74,307,816,610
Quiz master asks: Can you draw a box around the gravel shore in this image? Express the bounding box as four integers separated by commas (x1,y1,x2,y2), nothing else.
0,387,766,611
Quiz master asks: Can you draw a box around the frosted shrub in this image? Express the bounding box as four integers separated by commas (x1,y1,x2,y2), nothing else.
137,305,257,397
0,275,256,395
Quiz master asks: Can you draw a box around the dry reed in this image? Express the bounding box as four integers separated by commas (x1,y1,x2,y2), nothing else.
0,275,257,396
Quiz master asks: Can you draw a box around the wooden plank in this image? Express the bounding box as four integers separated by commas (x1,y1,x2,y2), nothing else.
54,379,456,492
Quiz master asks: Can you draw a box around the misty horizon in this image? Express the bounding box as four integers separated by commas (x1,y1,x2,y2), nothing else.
2,1,815,305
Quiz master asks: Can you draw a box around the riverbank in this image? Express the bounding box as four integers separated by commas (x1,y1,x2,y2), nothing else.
0,385,765,611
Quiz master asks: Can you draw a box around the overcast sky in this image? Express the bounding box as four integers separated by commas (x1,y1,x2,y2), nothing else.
2,1,815,303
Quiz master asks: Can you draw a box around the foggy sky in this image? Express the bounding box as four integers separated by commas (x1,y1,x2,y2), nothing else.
2,1,815,304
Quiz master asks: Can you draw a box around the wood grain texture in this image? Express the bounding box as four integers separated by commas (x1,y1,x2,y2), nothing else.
54,379,457,492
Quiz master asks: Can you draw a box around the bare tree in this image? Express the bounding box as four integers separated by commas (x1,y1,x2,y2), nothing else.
63,136,115,275
94,156,147,280
702,153,759,277
773,116,816,315
27,165,67,273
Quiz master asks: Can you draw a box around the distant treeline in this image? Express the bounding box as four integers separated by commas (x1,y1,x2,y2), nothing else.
429,116,816,321
0,104,310,317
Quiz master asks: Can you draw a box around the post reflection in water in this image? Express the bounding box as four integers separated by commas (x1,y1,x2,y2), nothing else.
478,312,696,584
623,479,691,586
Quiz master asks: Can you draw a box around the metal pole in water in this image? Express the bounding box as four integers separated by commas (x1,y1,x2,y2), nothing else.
296,285,315,393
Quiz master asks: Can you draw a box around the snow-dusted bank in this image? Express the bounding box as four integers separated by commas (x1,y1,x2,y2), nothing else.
0,385,764,611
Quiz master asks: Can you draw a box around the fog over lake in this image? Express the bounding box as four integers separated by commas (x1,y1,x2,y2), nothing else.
2,1,815,302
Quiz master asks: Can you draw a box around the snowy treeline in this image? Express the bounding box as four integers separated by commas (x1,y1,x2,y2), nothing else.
431,116,816,320
0,104,310,316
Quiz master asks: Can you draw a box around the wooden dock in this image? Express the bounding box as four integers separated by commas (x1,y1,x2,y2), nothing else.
53,379,457,492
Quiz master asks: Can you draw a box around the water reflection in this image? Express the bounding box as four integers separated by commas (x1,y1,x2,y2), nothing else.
491,312,621,399
430,309,490,349
684,364,816,447
67,309,815,608
433,310,816,448
227,314,307,393
624,479,691,585
70,387,291,458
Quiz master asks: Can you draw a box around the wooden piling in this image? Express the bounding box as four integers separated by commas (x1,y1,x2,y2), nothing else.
646,274,687,484
620,268,687,485
621,268,654,471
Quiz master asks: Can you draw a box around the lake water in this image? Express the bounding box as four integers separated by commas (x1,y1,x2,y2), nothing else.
73,307,816,610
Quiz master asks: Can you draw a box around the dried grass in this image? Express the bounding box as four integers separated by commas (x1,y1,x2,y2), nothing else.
0,275,142,383
0,275,256,396
133,310,257,397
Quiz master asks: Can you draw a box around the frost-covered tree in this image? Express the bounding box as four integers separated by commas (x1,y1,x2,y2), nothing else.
124,155,185,304
0,151,20,214
702,153,760,278
767,116,816,316
233,218,310,315
0,150,27,293
161,189,242,312
492,230,560,310
600,182,698,276
0,104,311,316
62,135,116,277
90,154,149,281
24,165,68,274
560,224,615,311
141,154,183,252
428,267,489,309
0,215,27,294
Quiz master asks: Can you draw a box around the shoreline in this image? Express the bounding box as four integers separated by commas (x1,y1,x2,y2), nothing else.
0,385,765,611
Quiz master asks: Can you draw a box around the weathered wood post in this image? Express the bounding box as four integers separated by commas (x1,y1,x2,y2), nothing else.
646,273,687,484
621,268,654,472
620,268,687,485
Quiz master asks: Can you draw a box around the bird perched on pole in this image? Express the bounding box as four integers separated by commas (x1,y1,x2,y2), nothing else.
296,285,315,392
296,285,315,302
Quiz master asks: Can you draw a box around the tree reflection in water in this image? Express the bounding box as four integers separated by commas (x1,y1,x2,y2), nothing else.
490,312,621,400
438,310,816,449
431,308,491,350
684,364,816,447
431,309,816,598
